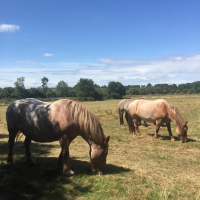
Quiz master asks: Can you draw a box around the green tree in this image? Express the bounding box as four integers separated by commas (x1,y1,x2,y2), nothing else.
56,81,68,97
26,88,45,98
41,76,49,97
108,81,126,99
0,87,15,98
41,76,49,89
75,78,102,100
75,78,95,100
14,77,26,98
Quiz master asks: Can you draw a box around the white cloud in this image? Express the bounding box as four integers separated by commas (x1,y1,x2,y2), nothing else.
0,24,20,32
44,53,53,57
175,57,183,61
0,53,200,88
17,60,37,64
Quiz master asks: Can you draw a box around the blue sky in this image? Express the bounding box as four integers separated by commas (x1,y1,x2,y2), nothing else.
1,0,200,88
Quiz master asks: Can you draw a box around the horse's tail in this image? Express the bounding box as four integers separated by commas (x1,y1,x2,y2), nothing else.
127,111,134,133
119,107,124,125
15,132,23,143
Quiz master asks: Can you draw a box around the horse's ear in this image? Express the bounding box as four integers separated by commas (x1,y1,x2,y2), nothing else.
104,136,110,145
183,120,188,126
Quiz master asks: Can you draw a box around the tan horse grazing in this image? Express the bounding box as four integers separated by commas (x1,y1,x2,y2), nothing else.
6,98,110,176
119,99,147,126
127,99,188,142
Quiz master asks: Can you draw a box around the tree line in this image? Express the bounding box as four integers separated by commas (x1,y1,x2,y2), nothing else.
0,76,200,100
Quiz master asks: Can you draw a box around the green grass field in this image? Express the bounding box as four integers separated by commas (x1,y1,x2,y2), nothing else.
0,95,200,200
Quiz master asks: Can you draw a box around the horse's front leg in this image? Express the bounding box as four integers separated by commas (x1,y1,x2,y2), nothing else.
166,122,175,141
155,119,161,138
24,137,35,165
58,135,74,176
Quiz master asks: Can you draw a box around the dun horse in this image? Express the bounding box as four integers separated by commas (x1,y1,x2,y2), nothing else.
127,99,188,142
6,98,110,176
119,99,147,126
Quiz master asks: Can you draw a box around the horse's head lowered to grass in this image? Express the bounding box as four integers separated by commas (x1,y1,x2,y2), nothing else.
176,120,188,143
90,136,110,173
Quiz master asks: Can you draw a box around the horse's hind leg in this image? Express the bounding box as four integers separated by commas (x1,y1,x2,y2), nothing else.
7,132,18,164
134,119,141,136
166,122,175,141
24,137,35,165
138,118,141,126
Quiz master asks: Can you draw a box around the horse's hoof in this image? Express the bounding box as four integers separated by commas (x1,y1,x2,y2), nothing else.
171,138,175,141
92,169,103,175
132,134,137,137
64,169,75,177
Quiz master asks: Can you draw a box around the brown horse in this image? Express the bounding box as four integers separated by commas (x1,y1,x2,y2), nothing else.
119,99,147,126
127,99,188,142
6,98,110,176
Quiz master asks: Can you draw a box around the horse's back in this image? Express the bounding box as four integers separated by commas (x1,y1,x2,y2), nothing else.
6,98,48,120
129,99,169,122
6,98,56,141
119,99,133,111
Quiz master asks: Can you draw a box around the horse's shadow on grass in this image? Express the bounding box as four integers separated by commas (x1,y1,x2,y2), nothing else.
0,140,57,157
0,134,8,139
0,157,93,200
147,133,196,142
0,141,131,200
68,157,131,175
0,141,130,175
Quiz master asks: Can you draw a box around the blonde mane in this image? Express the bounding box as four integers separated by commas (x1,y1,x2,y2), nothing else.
65,100,105,145
167,101,184,127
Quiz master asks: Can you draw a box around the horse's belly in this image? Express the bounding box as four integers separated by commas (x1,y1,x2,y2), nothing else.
141,118,156,123
139,112,156,123
21,124,60,143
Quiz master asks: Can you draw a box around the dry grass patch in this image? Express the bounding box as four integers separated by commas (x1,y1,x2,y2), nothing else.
1,96,200,199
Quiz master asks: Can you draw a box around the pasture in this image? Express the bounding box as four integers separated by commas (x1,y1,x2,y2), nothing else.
0,95,200,200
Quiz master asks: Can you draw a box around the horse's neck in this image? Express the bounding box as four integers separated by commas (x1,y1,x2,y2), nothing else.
82,136,99,149
167,106,182,128
167,105,177,126
80,133,92,147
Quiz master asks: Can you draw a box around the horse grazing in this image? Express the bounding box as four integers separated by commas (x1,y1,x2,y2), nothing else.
127,99,188,142
6,98,110,176
119,99,147,126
